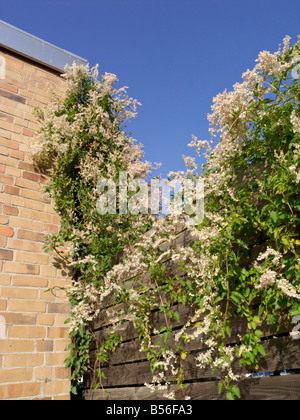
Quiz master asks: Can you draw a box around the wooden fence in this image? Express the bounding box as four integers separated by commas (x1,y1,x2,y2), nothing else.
83,229,300,400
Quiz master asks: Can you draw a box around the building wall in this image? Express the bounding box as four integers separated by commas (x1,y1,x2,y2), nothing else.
0,47,72,400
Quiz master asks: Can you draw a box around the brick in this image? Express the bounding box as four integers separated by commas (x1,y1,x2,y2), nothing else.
0,299,7,311
7,326,45,339
44,203,56,214
37,340,53,352
0,127,12,140
15,251,49,265
34,367,52,381
0,154,18,167
0,215,9,224
19,208,52,223
3,262,39,275
52,215,61,225
0,236,7,247
12,274,48,288
17,89,33,100
37,313,54,326
0,248,13,260
7,238,42,252
0,88,26,104
10,149,24,160
0,174,14,185
22,171,41,182
0,102,23,119
0,340,34,353
12,196,44,211
7,299,45,313
0,368,33,383
28,121,39,132
0,145,9,156
0,286,38,299
0,226,14,237
47,327,69,339
3,205,19,216
3,185,19,196
0,81,18,94
9,217,43,232
43,379,70,396
55,314,70,326
5,166,21,177
54,339,70,352
44,224,59,234
45,352,68,367
39,288,56,302
0,111,14,123
21,188,49,203
0,193,11,204
22,127,35,137
0,121,21,136
17,229,45,243
1,312,36,325
0,137,19,150
47,302,70,314
54,366,71,380
18,161,40,172
15,177,43,191
3,352,44,369
0,273,10,285
40,265,56,277
0,382,40,399
14,117,29,128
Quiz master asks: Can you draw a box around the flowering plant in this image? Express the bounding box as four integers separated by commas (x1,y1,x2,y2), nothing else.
32,36,300,400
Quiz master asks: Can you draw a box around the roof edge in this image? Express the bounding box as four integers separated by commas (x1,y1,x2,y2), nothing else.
0,19,88,72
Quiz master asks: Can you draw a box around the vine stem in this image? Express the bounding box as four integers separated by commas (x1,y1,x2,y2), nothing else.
154,276,170,330
224,249,230,328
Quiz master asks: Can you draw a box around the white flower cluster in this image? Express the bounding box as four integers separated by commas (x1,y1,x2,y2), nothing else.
289,139,300,184
291,110,300,134
257,247,282,266
277,279,300,299
255,269,277,289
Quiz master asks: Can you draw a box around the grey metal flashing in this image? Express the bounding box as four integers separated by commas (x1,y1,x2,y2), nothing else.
0,19,88,72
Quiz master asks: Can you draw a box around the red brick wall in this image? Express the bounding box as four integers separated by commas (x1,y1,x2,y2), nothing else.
0,48,72,400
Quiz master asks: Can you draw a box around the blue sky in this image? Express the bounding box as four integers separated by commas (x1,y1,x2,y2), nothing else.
1,0,300,177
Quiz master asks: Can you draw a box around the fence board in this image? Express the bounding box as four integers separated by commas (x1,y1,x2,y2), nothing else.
85,335,299,391
84,375,300,400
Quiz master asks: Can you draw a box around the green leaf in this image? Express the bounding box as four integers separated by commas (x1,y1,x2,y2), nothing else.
218,382,223,394
231,385,241,399
256,344,266,356
225,325,231,338
227,391,235,400
173,310,180,323
71,386,78,395
255,329,263,338
270,211,278,223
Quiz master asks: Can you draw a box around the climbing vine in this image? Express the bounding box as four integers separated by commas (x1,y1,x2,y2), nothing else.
32,35,300,400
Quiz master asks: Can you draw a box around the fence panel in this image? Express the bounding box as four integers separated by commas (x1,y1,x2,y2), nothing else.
83,228,300,400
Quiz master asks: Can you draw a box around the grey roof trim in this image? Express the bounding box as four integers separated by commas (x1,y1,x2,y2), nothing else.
0,19,88,72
